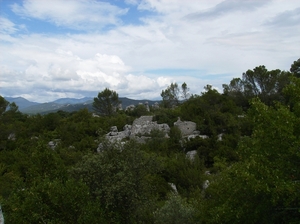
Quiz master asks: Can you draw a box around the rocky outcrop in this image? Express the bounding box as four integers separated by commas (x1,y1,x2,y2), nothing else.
125,104,135,111
105,125,131,142
104,116,170,144
8,133,16,140
168,183,178,193
186,150,197,160
125,101,150,112
174,117,197,137
48,139,60,150
0,204,4,224
131,116,169,136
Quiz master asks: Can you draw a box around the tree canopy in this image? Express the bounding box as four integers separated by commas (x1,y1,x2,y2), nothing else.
161,82,190,108
93,88,121,116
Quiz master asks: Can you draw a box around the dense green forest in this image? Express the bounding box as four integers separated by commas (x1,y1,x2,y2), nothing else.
0,59,300,223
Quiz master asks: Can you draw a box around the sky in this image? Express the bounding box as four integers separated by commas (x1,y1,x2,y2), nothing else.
0,0,299,103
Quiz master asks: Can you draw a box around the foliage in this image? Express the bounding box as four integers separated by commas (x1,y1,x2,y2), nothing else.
181,82,190,100
1,59,300,223
201,98,300,223
161,82,190,108
93,88,121,116
290,58,300,77
126,104,151,117
0,95,9,115
71,140,161,223
223,65,291,108
154,193,198,224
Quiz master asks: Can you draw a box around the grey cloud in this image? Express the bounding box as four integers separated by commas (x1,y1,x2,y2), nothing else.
264,7,300,27
185,0,270,21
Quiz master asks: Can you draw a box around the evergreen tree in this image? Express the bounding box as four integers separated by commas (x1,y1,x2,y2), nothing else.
93,88,120,116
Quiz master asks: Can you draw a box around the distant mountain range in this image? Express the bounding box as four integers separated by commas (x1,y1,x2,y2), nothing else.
4,97,160,114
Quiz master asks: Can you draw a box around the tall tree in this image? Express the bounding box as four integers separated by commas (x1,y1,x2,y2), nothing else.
93,88,120,116
161,83,180,108
201,98,300,223
290,58,300,78
181,82,190,100
161,82,190,108
223,65,291,108
0,96,8,115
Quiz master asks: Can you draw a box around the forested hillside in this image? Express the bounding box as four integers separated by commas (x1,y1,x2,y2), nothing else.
0,59,299,223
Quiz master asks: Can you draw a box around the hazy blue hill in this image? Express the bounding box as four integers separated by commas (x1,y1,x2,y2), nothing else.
119,97,159,107
4,96,160,114
21,102,68,114
4,97,40,110
52,97,93,104
39,103,94,114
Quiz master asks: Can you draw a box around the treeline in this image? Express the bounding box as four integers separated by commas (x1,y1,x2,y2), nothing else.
0,58,299,223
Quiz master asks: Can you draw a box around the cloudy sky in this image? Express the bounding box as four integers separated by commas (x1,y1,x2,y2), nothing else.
1,0,299,102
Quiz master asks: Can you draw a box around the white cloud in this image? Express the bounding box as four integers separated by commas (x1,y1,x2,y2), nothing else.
0,17,18,34
1,0,300,102
11,0,128,30
0,37,170,102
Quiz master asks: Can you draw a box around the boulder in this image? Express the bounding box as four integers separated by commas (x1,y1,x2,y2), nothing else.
186,150,197,160
8,133,16,140
174,117,197,137
0,204,4,224
102,116,170,146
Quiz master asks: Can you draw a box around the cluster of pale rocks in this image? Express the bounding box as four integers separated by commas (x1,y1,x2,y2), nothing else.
100,115,223,156
100,115,215,194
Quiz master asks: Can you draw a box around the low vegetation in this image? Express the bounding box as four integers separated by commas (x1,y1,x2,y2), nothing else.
0,59,299,223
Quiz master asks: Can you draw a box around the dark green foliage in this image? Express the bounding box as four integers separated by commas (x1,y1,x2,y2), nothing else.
0,95,9,115
71,140,160,223
161,82,180,108
290,58,300,77
126,104,151,117
4,178,104,224
153,107,181,127
93,88,120,116
154,194,197,224
223,65,291,108
200,99,300,223
160,82,191,108
181,89,242,136
1,59,300,223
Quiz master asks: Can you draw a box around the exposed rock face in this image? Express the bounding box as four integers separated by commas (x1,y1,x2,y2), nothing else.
152,102,160,109
105,125,131,142
104,116,170,144
125,104,135,111
187,134,209,140
168,183,178,193
48,139,60,150
203,180,210,190
8,133,16,140
92,113,100,118
48,141,56,150
131,116,169,136
144,101,150,112
174,117,197,137
0,204,4,224
186,150,197,160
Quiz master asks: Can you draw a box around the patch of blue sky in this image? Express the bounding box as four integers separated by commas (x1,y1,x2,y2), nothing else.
109,0,159,26
121,7,158,26
1,1,76,35
20,19,84,35
2,1,157,35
